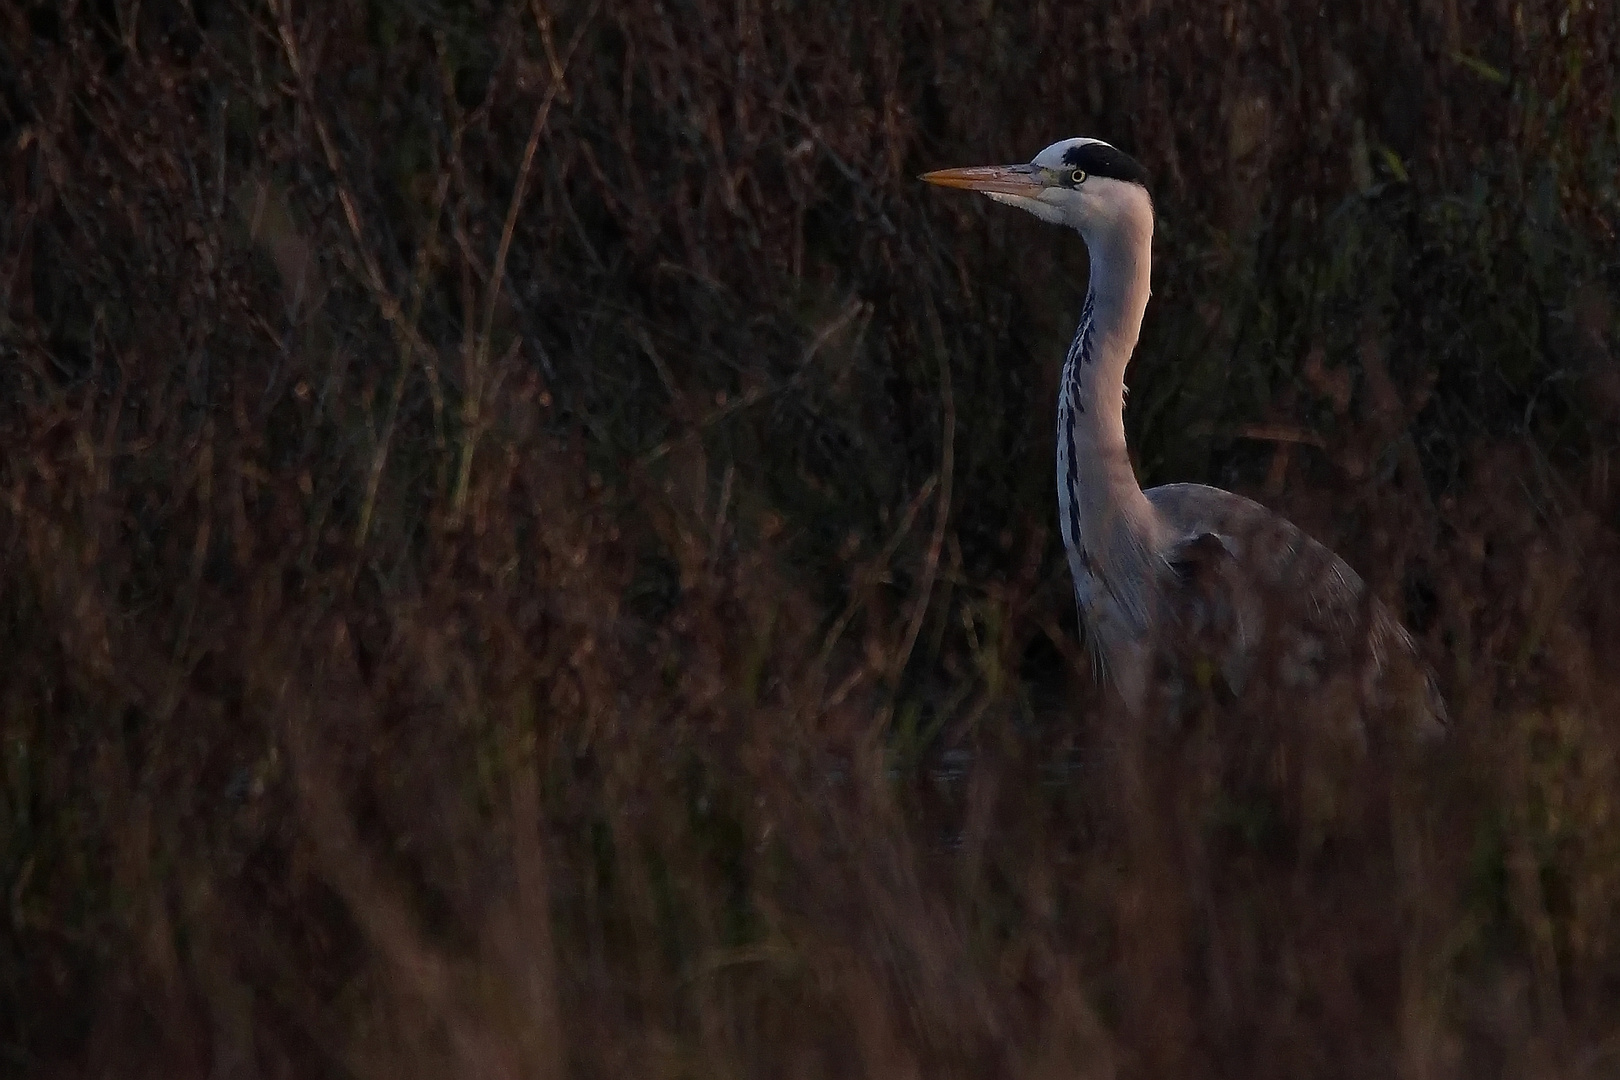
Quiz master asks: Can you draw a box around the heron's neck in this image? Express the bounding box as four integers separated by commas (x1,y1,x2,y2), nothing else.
1076,224,1152,450
1057,215,1162,627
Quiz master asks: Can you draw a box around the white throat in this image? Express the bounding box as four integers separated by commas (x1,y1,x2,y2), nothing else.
1055,199,1164,654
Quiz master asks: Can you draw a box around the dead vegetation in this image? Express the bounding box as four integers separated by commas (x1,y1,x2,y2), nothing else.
2,0,1619,1077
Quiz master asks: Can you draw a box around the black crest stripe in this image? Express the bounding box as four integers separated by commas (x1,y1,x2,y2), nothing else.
1060,142,1150,187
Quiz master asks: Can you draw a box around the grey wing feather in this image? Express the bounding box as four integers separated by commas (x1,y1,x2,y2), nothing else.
1148,483,1446,739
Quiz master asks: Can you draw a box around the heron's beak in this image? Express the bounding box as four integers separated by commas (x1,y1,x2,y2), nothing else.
919,164,1045,196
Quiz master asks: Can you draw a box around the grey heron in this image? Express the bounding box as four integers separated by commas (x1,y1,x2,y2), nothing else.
924,138,1444,739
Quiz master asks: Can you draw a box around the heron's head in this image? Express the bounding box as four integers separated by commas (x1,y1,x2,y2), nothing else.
921,137,1152,247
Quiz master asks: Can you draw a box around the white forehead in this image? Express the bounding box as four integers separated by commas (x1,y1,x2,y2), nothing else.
1031,137,1110,168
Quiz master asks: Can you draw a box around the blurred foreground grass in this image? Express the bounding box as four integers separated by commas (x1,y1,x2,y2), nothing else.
2,1,1619,1077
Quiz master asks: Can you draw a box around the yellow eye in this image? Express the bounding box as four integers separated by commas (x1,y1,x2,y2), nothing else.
1069,168,1087,185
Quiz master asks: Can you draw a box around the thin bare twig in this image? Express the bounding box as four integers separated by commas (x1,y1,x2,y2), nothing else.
816,474,939,708
1188,421,1328,448
638,296,867,467
269,0,414,340
768,100,897,236
269,0,445,549
356,167,453,548
887,298,956,690
452,0,601,521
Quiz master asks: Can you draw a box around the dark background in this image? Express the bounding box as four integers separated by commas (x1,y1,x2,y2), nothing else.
2,1,1618,1076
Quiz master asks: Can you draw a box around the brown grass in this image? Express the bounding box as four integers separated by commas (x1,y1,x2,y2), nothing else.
2,1,1619,1077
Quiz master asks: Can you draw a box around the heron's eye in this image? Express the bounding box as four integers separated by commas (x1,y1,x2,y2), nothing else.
1069,168,1087,186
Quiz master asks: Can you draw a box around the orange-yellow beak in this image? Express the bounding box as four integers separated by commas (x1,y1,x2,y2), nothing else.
919,164,1045,196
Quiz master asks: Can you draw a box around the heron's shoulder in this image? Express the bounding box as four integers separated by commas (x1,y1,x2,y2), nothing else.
1145,483,1366,606
1144,485,1446,739
1145,482,1270,530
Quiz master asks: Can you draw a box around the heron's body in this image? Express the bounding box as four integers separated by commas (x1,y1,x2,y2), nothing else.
925,138,1443,736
